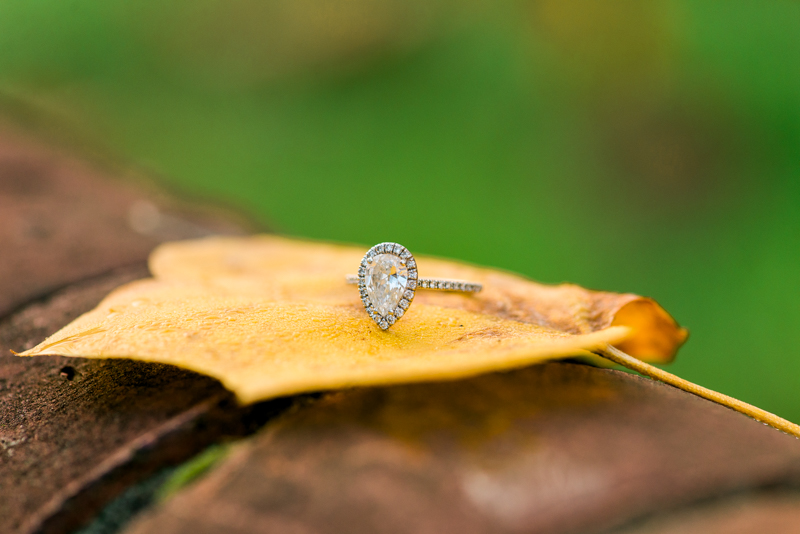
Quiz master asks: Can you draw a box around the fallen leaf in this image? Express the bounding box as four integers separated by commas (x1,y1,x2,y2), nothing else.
21,235,687,404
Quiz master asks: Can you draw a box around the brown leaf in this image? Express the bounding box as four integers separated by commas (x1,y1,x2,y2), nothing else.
21,236,687,404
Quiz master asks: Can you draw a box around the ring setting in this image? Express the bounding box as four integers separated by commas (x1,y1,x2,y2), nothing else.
347,242,482,330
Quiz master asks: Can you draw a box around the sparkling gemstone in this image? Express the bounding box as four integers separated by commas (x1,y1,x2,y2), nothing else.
364,253,409,316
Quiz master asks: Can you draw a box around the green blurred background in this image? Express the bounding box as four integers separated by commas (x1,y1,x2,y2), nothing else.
1,1,798,420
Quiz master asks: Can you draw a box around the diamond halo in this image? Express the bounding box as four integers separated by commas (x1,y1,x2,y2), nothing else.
358,242,417,330
349,242,482,330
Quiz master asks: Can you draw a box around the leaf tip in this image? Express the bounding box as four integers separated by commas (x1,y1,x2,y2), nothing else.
611,297,688,363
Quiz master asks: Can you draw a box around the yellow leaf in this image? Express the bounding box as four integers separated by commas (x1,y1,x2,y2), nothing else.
20,235,687,404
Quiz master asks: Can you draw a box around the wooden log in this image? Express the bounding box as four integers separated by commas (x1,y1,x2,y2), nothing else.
0,122,244,318
122,363,800,534
0,121,798,534
0,123,290,534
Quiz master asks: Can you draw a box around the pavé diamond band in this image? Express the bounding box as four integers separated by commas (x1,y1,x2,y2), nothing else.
346,242,482,330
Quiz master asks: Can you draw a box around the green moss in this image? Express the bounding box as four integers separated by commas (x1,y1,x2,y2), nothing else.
154,444,232,503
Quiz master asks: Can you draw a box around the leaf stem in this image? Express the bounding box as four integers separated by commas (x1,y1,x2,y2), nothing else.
595,344,800,439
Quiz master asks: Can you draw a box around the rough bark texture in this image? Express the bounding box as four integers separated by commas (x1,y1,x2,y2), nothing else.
0,123,287,534
122,363,800,534
0,268,291,534
0,122,244,318
0,120,799,534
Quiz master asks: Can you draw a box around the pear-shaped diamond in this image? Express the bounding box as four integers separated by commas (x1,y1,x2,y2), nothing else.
364,253,409,316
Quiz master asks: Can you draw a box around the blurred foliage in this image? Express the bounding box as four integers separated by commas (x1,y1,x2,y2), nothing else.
0,1,798,419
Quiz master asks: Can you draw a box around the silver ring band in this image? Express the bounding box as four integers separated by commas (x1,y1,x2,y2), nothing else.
350,242,482,330
346,275,481,293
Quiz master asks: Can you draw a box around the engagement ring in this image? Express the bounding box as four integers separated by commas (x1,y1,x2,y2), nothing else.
347,242,482,330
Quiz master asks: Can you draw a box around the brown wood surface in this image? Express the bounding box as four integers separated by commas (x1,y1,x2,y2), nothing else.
122,363,800,534
0,121,799,534
0,122,244,318
0,123,288,534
